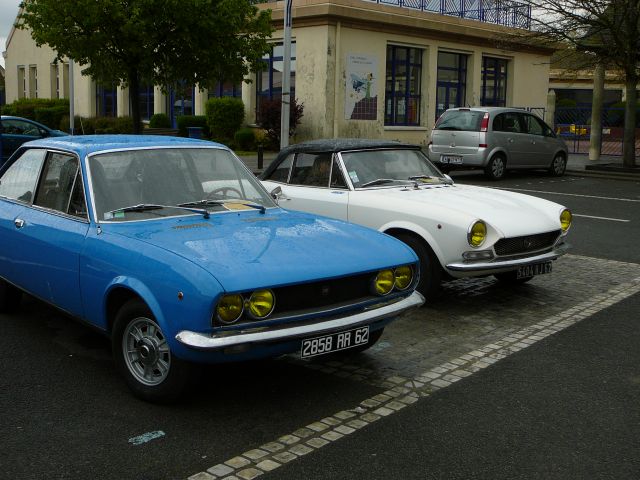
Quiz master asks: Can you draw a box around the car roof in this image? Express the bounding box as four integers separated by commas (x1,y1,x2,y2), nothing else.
1,115,50,125
20,134,226,157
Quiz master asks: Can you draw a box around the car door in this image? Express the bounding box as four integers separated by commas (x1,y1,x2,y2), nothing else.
520,113,557,167
264,152,350,220
491,112,529,167
0,149,89,317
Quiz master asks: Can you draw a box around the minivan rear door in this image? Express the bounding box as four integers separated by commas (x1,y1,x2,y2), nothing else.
430,110,483,165
491,112,530,167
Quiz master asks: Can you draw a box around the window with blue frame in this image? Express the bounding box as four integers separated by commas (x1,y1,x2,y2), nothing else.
385,45,422,126
96,84,117,117
168,82,195,128
208,80,242,98
256,43,296,122
436,52,468,118
139,84,154,121
481,57,508,107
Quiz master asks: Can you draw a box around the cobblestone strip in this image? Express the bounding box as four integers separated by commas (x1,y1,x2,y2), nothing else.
187,279,640,480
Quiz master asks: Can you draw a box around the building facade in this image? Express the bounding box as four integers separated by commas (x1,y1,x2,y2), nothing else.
3,0,553,144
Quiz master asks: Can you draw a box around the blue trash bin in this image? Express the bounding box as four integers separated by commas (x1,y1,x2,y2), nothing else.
187,127,203,139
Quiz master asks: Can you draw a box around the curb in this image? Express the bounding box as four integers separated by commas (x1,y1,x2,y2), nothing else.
566,168,640,181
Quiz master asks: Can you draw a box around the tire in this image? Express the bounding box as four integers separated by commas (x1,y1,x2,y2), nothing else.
0,279,22,313
112,299,192,403
494,271,533,285
394,233,442,302
484,154,506,180
548,153,567,177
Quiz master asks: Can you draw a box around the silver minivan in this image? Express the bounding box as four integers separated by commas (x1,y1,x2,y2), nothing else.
427,107,568,180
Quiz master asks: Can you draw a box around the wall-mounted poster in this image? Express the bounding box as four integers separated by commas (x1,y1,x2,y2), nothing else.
345,54,378,120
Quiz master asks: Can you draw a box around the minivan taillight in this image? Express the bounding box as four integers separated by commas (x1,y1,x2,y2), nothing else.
480,112,489,132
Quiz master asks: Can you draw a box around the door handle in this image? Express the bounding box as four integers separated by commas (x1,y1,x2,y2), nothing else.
508,139,514,143
14,218,25,229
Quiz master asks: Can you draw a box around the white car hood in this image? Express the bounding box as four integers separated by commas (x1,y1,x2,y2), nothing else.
354,183,563,236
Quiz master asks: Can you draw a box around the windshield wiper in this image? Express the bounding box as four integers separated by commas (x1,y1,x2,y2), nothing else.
107,203,166,215
360,178,405,188
408,175,453,185
179,199,266,214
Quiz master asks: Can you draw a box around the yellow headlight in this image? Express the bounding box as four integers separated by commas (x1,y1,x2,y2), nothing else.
560,209,572,233
394,266,413,291
374,269,395,296
216,294,244,324
247,289,275,319
468,220,487,247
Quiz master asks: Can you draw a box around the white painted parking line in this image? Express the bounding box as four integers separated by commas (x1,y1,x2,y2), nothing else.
493,187,640,203
186,276,640,480
573,214,630,223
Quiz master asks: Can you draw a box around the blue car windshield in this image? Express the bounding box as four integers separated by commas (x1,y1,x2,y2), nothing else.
88,147,275,221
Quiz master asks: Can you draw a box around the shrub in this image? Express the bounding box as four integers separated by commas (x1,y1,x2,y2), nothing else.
205,97,245,143
258,97,304,149
234,127,256,151
149,113,171,128
2,98,69,120
176,115,209,138
34,105,69,130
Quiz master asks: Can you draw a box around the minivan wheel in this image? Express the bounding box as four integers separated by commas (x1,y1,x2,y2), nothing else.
484,155,506,180
548,154,567,177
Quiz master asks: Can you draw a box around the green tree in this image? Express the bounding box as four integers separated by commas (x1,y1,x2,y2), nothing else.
19,0,273,133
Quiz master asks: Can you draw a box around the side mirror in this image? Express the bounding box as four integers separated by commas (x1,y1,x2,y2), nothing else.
270,186,282,203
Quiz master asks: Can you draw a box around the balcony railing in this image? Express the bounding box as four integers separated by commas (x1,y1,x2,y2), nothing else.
261,0,532,30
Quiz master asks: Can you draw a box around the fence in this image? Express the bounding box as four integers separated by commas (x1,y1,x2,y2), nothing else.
555,107,640,156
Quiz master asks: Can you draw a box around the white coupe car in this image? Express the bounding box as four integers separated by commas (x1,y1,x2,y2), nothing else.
260,139,572,300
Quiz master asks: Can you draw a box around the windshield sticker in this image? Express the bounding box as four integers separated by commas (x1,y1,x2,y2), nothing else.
223,202,254,211
348,171,360,183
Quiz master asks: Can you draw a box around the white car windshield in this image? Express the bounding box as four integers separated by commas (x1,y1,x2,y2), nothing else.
89,147,275,221
340,149,447,188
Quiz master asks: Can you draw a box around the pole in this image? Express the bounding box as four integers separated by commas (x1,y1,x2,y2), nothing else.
69,59,75,135
280,0,292,150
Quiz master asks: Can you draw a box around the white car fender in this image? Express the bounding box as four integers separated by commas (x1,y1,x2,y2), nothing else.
377,219,446,268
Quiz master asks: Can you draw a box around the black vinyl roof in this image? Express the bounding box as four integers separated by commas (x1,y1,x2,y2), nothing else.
263,138,421,179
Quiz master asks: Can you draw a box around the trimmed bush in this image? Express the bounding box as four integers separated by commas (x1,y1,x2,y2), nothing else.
234,127,256,151
34,106,69,130
176,115,209,138
2,98,69,120
258,98,304,149
205,97,245,143
149,113,171,128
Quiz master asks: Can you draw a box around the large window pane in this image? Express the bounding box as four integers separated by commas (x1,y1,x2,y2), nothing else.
385,45,422,126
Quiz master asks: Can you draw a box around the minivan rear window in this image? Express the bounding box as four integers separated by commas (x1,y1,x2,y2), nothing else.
434,110,484,132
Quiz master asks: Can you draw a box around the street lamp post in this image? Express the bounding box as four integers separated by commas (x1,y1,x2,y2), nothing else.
280,0,292,150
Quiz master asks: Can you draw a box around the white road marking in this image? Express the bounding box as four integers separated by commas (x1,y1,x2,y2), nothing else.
493,187,640,203
573,214,630,223
187,277,640,480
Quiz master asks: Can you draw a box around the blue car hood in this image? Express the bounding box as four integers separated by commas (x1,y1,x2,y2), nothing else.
102,209,416,292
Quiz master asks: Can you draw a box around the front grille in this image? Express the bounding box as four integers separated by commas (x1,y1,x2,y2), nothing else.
272,272,374,313
494,230,561,257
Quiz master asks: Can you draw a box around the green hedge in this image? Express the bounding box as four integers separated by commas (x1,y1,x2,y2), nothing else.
2,98,69,122
234,127,256,150
59,116,134,134
205,97,245,143
149,113,171,128
34,106,69,130
176,115,209,138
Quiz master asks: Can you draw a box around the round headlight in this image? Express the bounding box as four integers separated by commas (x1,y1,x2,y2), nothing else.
247,289,275,319
468,220,487,247
216,294,244,324
560,209,572,233
373,269,395,296
394,266,413,291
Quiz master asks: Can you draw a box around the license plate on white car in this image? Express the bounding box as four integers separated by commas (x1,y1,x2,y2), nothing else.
517,262,552,279
301,326,369,358
441,155,463,164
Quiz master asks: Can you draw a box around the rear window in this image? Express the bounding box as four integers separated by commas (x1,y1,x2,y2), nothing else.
434,110,484,132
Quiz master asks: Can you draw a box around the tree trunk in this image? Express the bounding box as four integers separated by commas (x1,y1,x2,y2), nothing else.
589,63,605,161
622,74,637,168
129,71,142,134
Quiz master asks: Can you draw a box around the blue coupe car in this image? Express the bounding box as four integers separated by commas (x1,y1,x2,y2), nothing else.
0,135,423,402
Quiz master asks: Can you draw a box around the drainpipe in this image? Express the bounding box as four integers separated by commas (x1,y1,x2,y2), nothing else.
280,0,292,149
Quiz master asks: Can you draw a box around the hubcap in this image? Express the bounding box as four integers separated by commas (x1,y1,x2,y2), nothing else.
492,159,505,177
122,317,171,386
554,156,565,174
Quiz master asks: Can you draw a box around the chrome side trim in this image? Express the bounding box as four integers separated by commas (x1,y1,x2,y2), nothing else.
175,291,424,351
446,244,569,272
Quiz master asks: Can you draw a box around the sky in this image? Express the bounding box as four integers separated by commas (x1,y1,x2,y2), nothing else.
1,0,22,68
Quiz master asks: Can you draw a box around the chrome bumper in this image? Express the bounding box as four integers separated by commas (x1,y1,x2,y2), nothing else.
176,291,425,351
446,244,569,273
